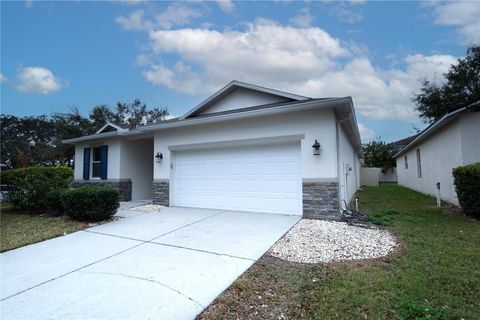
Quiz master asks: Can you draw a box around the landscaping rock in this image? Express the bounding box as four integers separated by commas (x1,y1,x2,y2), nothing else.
127,204,165,213
269,219,397,263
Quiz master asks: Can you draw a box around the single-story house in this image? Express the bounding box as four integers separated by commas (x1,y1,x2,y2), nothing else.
63,81,363,220
394,101,480,205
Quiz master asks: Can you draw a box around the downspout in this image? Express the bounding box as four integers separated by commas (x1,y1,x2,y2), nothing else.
336,113,352,212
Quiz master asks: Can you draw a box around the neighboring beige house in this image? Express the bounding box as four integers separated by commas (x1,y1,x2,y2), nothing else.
394,101,480,205
63,81,363,220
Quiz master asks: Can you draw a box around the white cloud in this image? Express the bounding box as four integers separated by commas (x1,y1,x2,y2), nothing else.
358,123,376,142
115,4,202,31
331,4,363,24
137,19,456,122
432,1,480,43
290,7,314,27
15,67,63,94
155,3,202,29
135,53,151,66
117,0,145,5
0,73,6,83
143,62,202,94
349,0,366,4
115,10,150,31
215,0,235,13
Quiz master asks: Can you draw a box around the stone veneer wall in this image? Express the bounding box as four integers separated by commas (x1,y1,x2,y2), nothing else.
152,180,169,206
303,180,339,220
71,179,132,201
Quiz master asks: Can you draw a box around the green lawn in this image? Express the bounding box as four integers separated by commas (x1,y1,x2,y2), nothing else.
199,184,480,320
1,204,88,252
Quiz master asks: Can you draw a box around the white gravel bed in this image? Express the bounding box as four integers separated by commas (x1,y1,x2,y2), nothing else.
127,204,165,213
269,219,397,263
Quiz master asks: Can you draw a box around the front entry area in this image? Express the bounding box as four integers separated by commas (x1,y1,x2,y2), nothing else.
171,141,302,215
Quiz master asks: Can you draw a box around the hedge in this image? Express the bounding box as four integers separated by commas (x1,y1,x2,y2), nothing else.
452,162,480,218
0,166,73,212
62,186,119,222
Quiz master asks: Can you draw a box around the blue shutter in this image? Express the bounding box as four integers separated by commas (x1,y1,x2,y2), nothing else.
83,148,90,180
100,145,108,180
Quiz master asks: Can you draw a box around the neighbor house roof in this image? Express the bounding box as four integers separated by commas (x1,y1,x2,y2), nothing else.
392,134,419,150
393,101,480,158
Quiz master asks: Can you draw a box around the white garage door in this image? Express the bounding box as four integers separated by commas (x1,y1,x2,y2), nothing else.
171,142,302,215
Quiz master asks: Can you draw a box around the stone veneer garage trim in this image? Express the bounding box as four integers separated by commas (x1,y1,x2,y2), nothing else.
71,179,132,201
302,180,339,220
152,180,169,206
152,179,340,220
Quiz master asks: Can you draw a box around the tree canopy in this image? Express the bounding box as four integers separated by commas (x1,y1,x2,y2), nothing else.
1,101,168,168
413,45,480,123
362,139,398,173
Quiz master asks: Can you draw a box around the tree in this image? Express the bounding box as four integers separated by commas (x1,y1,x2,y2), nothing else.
51,108,95,166
413,45,480,123
363,139,398,173
1,115,57,168
89,99,169,131
1,100,168,168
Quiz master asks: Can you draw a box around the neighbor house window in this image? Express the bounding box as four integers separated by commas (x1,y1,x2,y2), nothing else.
92,147,102,178
416,148,422,178
404,155,408,169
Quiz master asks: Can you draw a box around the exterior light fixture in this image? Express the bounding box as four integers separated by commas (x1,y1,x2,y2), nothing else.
312,140,321,156
155,152,163,163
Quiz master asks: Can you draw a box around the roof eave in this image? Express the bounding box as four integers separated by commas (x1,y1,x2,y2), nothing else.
140,97,351,132
62,130,141,144
393,102,479,158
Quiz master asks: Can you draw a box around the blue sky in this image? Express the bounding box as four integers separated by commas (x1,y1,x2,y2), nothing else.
1,0,479,142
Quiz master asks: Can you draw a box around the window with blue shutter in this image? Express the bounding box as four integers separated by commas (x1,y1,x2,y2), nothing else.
91,145,108,179
83,148,90,180
100,145,108,180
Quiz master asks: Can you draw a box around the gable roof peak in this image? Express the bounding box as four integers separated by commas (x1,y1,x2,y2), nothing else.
180,80,310,120
95,121,129,134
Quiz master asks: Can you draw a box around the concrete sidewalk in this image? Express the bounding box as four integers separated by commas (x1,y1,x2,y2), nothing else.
1,207,299,319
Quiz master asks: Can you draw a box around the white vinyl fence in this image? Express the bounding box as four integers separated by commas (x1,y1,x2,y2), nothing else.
360,167,397,186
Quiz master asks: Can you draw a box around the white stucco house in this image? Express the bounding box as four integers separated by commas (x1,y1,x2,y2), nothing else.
394,101,480,206
63,81,363,220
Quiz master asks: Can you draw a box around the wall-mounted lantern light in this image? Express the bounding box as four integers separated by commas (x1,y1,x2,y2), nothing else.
155,152,163,163
312,140,321,156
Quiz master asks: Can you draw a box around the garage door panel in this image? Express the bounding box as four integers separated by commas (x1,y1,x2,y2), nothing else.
172,142,302,215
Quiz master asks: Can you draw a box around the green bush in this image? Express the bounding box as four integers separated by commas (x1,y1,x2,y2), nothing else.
452,162,480,218
62,186,119,222
46,188,67,214
0,166,73,212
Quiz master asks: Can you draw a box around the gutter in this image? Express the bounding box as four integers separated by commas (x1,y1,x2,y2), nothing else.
139,97,348,132
336,113,352,211
63,96,365,156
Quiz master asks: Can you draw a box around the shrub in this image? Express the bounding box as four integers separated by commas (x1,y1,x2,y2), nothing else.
46,188,67,214
0,166,73,212
453,162,480,218
62,186,119,222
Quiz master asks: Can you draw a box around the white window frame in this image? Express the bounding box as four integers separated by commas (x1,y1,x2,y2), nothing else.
91,146,102,179
416,149,422,179
404,155,408,169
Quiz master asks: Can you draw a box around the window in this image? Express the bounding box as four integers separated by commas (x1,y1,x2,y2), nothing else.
404,155,408,169
416,148,422,178
92,147,102,178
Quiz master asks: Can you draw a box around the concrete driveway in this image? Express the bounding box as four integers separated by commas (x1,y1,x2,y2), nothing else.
1,206,299,319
